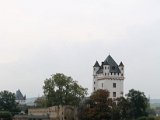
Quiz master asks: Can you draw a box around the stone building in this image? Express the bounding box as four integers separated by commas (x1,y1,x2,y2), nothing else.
14,106,77,120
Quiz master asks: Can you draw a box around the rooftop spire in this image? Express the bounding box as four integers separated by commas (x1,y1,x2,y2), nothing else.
93,61,100,67
119,61,124,66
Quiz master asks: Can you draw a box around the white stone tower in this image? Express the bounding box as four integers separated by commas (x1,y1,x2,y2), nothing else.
93,55,124,98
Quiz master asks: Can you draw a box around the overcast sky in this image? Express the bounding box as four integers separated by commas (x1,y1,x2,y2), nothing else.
0,0,160,98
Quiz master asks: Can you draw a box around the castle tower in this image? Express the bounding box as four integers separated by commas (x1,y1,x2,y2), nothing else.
93,61,100,92
15,89,26,105
93,55,125,98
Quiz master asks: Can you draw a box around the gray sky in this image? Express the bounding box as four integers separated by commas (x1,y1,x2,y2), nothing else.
0,0,160,98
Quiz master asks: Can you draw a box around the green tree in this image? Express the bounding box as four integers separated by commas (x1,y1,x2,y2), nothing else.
112,97,131,120
0,90,19,114
111,102,121,120
34,96,47,108
43,73,87,106
77,98,93,120
127,89,149,119
81,89,112,120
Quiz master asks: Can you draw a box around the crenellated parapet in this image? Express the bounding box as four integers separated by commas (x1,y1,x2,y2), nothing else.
93,55,125,98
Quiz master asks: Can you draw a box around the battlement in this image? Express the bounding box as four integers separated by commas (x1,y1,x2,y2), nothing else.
95,72,124,77
96,72,124,80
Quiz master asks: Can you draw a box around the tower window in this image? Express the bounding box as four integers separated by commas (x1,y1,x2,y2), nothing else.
94,68,95,71
113,92,116,97
121,73,123,76
112,66,115,70
94,87,95,91
102,83,103,88
113,83,116,88
94,82,95,84
105,73,106,76
121,68,123,70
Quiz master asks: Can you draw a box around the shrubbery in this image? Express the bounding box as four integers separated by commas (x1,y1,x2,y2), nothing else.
136,116,158,120
0,111,12,120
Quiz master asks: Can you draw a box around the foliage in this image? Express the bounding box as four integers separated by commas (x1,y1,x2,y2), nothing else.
34,96,47,108
118,97,131,119
79,89,112,120
43,73,87,106
79,89,151,120
136,116,155,120
111,102,121,120
0,111,12,120
0,90,19,114
136,116,149,120
127,89,149,119
111,97,131,120
155,116,160,120
77,98,91,120
147,108,156,116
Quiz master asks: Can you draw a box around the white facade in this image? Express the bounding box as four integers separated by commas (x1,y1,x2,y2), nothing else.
93,55,125,98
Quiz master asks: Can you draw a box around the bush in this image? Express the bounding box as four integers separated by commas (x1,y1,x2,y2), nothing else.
0,111,12,120
147,116,155,120
137,116,147,120
155,116,160,120
136,116,155,120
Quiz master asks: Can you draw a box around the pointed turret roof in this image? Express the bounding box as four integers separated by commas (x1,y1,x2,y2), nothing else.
103,60,109,65
119,61,124,66
104,55,121,73
16,89,26,100
93,61,100,67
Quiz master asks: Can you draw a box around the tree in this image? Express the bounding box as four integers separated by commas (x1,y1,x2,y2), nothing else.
126,89,149,119
0,90,16,111
111,97,131,120
0,90,19,114
34,96,47,108
43,73,87,106
81,89,112,120
111,100,120,120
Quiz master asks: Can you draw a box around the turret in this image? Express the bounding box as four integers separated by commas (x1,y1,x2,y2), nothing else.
119,62,124,76
93,61,100,75
103,61,109,76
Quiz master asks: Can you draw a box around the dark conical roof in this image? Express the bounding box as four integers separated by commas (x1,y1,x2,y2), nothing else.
103,60,109,65
16,89,25,100
93,61,100,67
104,55,121,73
119,61,124,66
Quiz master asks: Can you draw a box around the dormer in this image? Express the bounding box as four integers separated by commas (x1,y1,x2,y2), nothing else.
103,60,109,75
